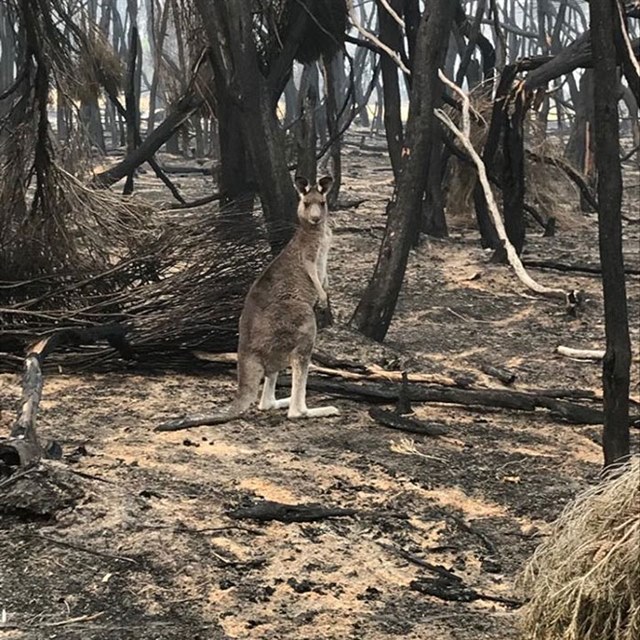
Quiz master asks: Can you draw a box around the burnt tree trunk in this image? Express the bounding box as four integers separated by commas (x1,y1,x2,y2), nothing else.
473,66,520,250
501,90,526,257
350,1,455,341
296,63,319,183
589,0,631,467
123,23,139,195
194,0,299,253
377,0,404,178
613,1,640,104
421,125,448,238
565,70,597,210
216,86,254,203
323,55,342,209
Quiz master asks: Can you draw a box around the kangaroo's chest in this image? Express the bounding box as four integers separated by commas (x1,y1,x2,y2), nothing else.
316,226,332,282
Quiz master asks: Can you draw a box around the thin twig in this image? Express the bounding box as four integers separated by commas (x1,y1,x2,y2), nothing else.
27,534,138,564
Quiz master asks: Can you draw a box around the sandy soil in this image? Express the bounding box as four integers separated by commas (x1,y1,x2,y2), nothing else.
1,135,639,639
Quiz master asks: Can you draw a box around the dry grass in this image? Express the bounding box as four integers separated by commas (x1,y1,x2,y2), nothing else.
63,23,123,103
518,456,640,640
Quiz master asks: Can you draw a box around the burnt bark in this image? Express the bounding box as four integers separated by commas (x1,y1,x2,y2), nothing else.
421,126,448,238
323,55,342,209
501,90,526,256
590,0,632,466
194,0,298,253
472,65,521,250
524,30,640,91
377,0,404,178
295,64,319,183
350,1,455,341
123,23,139,195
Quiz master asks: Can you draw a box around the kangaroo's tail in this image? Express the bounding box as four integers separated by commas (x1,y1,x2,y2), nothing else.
156,354,263,432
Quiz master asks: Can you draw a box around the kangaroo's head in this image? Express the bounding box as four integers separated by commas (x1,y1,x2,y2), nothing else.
294,176,333,226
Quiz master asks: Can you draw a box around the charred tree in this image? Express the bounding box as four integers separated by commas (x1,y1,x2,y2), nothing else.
193,0,346,253
590,0,632,467
323,54,342,209
377,0,404,178
421,125,448,239
350,1,455,341
501,89,526,257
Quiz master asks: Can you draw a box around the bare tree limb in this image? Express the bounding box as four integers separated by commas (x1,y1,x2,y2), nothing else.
436,71,576,305
346,0,410,74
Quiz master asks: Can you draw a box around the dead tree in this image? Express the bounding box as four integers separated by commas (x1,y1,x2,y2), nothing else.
192,0,346,253
377,0,404,178
350,1,455,341
590,0,632,467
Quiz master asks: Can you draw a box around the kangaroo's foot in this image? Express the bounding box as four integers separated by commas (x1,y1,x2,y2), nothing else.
288,405,340,419
259,396,291,411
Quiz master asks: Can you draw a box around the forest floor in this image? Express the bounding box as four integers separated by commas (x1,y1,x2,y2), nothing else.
1,134,639,640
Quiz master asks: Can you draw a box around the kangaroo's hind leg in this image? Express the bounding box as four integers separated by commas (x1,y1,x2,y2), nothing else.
259,372,291,410
288,354,339,419
230,353,264,414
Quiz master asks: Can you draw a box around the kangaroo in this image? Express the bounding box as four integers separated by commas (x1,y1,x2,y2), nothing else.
157,176,339,431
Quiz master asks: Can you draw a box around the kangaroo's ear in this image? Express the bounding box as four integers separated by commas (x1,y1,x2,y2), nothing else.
318,176,334,194
294,176,310,195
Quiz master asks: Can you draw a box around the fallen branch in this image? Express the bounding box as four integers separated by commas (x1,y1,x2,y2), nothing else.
379,542,521,607
410,576,522,607
27,533,138,564
556,345,606,360
369,407,448,437
481,363,516,385
524,259,640,278
91,91,204,189
161,192,223,211
435,71,578,307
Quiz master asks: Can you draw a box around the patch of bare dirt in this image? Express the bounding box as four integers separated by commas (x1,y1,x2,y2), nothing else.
1,134,639,639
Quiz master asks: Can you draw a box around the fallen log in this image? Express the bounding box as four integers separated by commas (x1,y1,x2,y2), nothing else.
167,358,634,428
481,363,517,385
279,376,638,426
228,500,357,523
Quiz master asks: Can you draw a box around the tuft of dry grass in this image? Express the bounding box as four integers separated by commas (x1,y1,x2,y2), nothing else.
518,456,640,640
